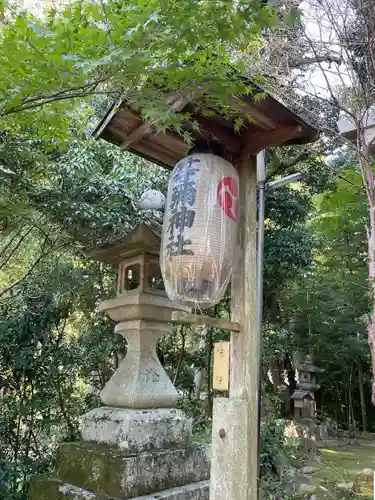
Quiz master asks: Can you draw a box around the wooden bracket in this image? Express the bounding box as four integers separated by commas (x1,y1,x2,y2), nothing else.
120,93,189,151
120,121,155,150
228,96,278,129
171,311,240,332
192,115,241,153
239,125,303,159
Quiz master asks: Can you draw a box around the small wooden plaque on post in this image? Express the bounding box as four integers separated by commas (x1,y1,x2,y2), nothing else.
213,341,230,391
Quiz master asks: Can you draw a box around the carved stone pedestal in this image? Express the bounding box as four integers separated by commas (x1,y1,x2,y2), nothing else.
100,319,178,409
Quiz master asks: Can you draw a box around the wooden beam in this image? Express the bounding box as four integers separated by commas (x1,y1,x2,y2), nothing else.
120,93,190,151
115,109,142,130
210,155,259,500
239,125,303,159
210,398,249,500
133,141,180,168
108,123,131,140
152,130,188,151
117,106,144,121
109,121,188,156
94,97,123,140
229,97,278,129
192,116,242,153
171,311,240,332
120,122,154,151
109,125,185,168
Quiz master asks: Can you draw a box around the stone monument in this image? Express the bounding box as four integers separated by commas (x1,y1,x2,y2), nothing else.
29,223,210,499
292,355,322,421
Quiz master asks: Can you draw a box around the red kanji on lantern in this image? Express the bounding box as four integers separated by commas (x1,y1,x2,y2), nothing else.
217,177,239,221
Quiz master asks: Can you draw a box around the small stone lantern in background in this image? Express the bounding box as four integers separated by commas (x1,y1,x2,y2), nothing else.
292,355,323,421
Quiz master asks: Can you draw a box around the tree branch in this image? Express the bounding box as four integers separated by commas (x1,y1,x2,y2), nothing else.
267,150,310,179
289,54,342,68
15,75,112,107
0,226,34,271
0,241,67,298
4,90,119,116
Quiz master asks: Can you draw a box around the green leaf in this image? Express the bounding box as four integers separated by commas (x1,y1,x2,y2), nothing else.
285,8,301,27
253,91,266,104
234,117,244,133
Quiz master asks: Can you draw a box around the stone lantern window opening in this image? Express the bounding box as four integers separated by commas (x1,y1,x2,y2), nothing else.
146,254,165,294
117,259,141,295
116,251,166,297
126,263,140,291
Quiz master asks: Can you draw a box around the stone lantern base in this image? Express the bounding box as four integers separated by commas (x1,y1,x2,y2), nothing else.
28,407,210,500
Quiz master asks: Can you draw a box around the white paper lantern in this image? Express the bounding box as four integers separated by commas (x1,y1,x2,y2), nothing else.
160,153,239,309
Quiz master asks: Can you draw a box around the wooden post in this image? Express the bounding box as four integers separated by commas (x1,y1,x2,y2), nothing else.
210,155,259,500
210,398,249,499
234,155,259,499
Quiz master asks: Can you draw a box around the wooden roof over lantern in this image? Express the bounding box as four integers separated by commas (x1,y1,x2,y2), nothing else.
93,87,319,169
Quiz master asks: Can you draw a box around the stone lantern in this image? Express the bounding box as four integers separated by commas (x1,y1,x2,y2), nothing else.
338,109,375,151
91,223,185,409
292,355,322,421
29,223,210,500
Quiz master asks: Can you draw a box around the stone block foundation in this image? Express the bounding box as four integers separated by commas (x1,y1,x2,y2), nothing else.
29,476,210,500
28,408,210,500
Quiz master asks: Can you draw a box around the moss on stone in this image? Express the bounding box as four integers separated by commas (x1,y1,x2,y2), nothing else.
28,475,118,500
29,476,210,500
56,442,210,499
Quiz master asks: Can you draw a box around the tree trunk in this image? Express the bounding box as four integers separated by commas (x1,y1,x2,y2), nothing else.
344,384,350,429
357,133,375,407
349,368,357,435
368,202,375,406
358,358,368,431
369,247,375,387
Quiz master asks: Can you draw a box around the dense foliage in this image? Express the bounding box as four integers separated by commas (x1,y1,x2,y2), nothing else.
0,141,169,499
0,0,277,141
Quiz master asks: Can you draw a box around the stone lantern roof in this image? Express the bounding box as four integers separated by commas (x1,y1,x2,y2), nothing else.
86,222,161,264
338,109,375,149
298,355,324,374
291,390,313,401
